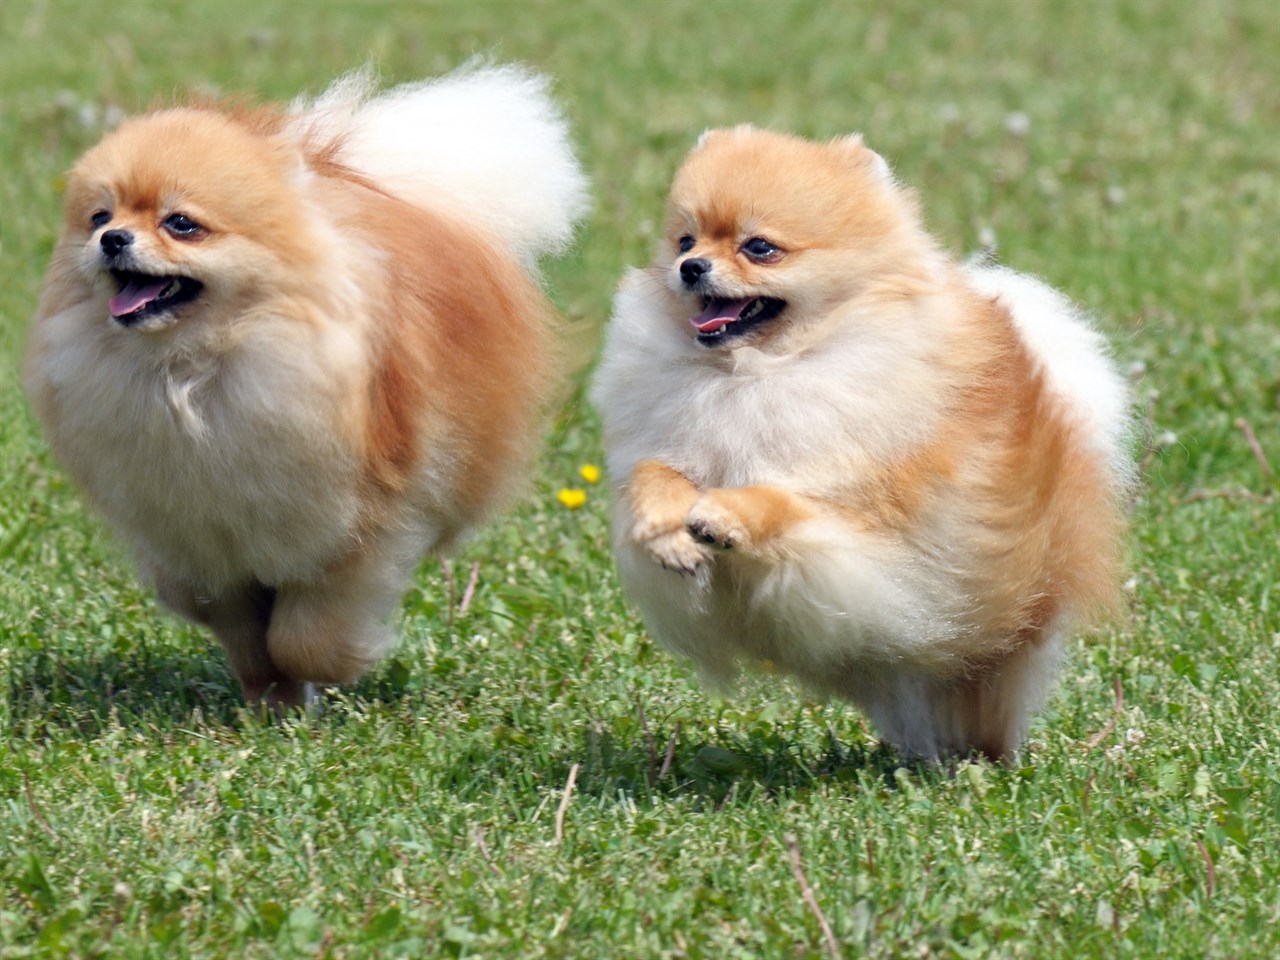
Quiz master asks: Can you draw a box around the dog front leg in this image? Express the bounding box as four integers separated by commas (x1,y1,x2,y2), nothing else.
685,485,821,559
153,572,303,709
265,546,408,691
624,459,710,575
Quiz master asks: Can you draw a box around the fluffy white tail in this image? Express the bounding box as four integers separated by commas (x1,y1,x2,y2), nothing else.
290,63,590,268
964,263,1133,487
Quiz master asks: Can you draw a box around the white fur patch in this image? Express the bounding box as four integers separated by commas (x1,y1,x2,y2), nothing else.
592,269,973,685
29,294,370,590
964,263,1133,485
593,269,958,493
289,63,590,268
593,254,1128,759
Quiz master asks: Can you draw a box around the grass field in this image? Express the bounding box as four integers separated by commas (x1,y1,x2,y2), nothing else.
2,1,1277,957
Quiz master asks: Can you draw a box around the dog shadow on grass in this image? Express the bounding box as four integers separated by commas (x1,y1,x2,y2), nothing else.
12,644,930,810
5,644,416,733
552,719,918,808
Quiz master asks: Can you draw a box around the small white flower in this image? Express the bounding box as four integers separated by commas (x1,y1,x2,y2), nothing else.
978,226,997,248
1157,430,1179,448
1106,185,1127,206
1004,111,1031,137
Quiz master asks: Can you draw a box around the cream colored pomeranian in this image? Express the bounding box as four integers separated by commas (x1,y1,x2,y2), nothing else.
592,126,1131,761
26,65,588,708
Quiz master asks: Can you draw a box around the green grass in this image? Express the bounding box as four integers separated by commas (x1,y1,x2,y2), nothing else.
2,0,1277,957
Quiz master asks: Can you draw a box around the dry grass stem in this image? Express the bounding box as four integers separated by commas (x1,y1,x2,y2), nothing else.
785,832,841,960
475,826,500,876
554,763,580,844
1195,839,1216,899
1234,417,1274,482
659,723,681,781
458,560,481,616
1086,677,1126,750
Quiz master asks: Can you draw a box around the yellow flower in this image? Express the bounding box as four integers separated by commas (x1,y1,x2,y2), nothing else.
579,463,601,484
557,488,587,509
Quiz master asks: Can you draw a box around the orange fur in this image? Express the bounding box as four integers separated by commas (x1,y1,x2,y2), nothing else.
321,173,557,512
625,460,705,575
627,461,701,535
685,485,821,555
594,127,1130,761
26,73,584,709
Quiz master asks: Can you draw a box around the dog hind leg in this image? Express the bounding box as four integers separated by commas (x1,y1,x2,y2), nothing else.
852,636,1064,762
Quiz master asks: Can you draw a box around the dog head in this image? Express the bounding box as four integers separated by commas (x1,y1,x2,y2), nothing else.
58,108,324,333
661,125,924,349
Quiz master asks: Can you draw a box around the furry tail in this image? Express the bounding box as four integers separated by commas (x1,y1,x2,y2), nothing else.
290,63,590,268
962,263,1133,490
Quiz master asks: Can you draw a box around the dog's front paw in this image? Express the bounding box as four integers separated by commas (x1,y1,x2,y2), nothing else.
642,528,712,576
630,511,676,547
686,493,751,553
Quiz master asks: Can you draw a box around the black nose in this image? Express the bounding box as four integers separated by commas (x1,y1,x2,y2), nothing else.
680,257,711,286
100,229,134,258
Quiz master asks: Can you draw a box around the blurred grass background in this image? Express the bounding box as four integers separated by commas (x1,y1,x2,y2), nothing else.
2,1,1277,957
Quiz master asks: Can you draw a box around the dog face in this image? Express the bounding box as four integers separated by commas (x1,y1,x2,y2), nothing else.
59,109,321,333
661,126,914,349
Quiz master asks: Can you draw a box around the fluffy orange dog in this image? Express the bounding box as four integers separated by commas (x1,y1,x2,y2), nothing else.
593,127,1130,761
26,66,588,709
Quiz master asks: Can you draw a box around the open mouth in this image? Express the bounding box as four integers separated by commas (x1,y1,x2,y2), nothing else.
109,270,203,326
689,296,786,345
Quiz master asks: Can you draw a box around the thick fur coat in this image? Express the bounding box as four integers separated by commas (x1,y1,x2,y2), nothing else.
592,127,1130,760
26,66,588,707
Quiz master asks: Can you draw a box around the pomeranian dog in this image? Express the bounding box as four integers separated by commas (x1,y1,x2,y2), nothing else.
592,126,1131,761
25,65,589,709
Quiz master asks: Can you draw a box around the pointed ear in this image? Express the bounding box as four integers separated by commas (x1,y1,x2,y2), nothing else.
694,123,757,151
833,132,894,184
263,132,316,190
694,127,718,150
866,149,894,184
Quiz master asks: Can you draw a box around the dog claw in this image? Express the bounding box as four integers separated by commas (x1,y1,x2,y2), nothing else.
688,522,714,545
642,528,710,574
687,520,732,550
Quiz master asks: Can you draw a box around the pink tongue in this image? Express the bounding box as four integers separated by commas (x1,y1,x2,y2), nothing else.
110,278,171,318
691,298,753,333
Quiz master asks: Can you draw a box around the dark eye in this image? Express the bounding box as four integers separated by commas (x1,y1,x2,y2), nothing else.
742,237,779,259
163,213,203,238
678,235,695,253
90,210,111,229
